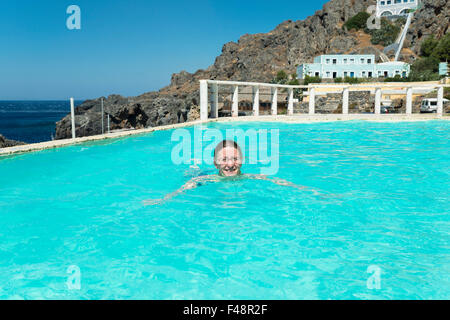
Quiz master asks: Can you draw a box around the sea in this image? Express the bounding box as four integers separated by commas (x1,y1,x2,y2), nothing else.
0,101,83,144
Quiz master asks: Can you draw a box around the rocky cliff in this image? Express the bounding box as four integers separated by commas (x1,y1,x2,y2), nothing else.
0,135,26,149
406,0,449,54
55,0,449,139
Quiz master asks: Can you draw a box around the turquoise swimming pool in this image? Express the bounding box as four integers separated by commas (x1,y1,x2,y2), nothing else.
0,121,449,299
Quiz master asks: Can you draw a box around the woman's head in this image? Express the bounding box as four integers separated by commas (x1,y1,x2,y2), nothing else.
214,140,243,177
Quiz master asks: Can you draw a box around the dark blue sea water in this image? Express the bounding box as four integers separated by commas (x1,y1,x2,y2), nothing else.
0,101,83,143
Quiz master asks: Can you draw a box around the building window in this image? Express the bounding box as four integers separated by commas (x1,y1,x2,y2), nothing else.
343,58,347,64
332,59,337,65
367,59,372,64
361,58,365,64
362,71,367,77
350,72,355,78
387,0,391,4
326,59,331,64
315,72,320,77
344,72,348,77
350,59,355,64
381,1,385,5
326,72,331,78
368,71,373,78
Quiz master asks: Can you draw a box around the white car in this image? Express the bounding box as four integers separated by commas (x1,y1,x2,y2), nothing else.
420,98,449,113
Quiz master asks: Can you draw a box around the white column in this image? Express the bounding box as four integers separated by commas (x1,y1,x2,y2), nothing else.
342,87,349,114
271,87,278,115
437,86,444,115
406,87,413,114
288,88,294,116
210,83,218,118
200,80,208,121
232,85,239,117
375,88,382,114
101,98,104,134
309,87,315,115
252,86,259,116
70,97,76,139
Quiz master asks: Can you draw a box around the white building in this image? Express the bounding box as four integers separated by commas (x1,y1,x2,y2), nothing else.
297,54,410,79
376,0,419,17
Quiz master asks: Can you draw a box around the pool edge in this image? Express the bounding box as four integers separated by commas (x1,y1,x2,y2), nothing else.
1,114,448,156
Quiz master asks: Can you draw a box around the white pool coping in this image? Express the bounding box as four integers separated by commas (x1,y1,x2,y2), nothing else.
1,114,448,156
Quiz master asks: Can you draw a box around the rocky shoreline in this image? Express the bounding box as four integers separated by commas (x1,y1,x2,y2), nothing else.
0,135,26,149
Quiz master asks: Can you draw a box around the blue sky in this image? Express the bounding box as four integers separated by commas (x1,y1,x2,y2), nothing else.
0,0,328,100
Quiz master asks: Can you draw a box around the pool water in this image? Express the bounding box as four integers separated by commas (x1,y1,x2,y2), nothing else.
0,121,449,299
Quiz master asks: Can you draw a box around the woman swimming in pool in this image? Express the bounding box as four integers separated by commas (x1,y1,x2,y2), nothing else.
144,140,315,206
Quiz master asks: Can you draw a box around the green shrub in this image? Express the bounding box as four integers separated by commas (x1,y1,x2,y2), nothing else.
343,12,370,31
412,56,440,73
420,36,439,57
343,76,361,84
407,34,450,81
331,76,361,84
419,34,450,61
444,87,450,100
366,18,400,46
275,70,288,82
432,33,450,62
394,17,406,26
303,75,322,85
384,75,408,82
407,69,441,81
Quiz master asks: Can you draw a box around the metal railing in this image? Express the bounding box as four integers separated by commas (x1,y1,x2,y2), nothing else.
199,79,449,121
69,97,112,139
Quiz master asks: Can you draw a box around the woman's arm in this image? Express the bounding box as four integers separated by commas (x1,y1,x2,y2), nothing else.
244,174,320,195
143,175,219,206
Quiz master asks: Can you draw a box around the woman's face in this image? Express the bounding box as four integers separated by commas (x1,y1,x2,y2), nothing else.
215,146,242,177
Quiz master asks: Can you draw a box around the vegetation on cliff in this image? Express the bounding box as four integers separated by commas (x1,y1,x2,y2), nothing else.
406,33,450,81
366,18,401,46
343,12,371,31
344,11,402,46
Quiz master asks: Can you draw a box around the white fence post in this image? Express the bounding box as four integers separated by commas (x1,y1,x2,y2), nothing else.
406,87,413,114
101,98,105,134
375,88,382,114
342,87,349,114
253,86,260,116
271,87,278,115
309,87,315,115
200,80,208,121
70,97,76,139
288,88,294,116
232,85,239,117
210,83,218,118
437,86,444,115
